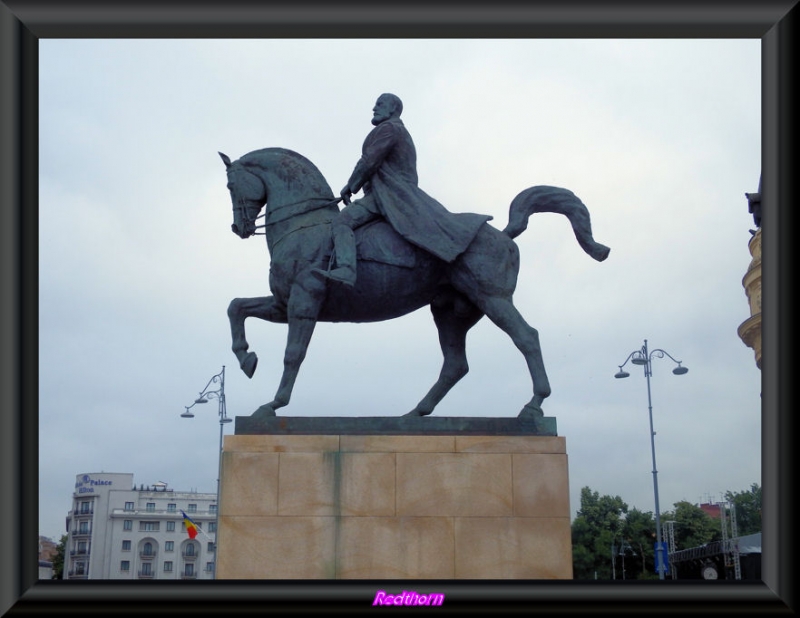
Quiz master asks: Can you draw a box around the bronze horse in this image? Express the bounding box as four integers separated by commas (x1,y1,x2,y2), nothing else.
220,147,609,419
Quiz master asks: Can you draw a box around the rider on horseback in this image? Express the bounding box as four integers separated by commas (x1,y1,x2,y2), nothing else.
313,93,491,286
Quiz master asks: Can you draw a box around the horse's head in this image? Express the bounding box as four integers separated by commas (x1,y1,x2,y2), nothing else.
220,152,266,239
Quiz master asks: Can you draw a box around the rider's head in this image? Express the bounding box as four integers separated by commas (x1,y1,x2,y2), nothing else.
372,93,403,126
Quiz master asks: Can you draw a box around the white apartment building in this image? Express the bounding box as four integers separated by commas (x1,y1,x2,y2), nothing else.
64,472,218,580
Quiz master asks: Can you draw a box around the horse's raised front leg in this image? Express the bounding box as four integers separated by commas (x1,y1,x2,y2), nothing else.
405,294,483,417
227,296,287,379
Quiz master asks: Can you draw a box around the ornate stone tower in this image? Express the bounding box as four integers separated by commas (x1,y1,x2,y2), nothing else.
738,177,761,369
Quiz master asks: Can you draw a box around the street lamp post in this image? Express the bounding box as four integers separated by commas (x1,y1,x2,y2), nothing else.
181,366,232,579
615,339,688,580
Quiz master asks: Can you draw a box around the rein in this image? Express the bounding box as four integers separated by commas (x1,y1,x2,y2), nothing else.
230,159,342,237
252,196,343,234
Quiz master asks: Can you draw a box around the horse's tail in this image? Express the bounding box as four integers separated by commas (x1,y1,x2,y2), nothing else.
502,185,610,262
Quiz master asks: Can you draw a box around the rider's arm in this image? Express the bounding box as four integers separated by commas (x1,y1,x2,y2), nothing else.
345,122,398,194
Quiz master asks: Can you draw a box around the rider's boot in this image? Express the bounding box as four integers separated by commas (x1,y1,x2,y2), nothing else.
312,222,357,286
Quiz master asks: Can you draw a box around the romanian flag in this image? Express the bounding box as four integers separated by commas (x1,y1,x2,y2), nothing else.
181,510,199,539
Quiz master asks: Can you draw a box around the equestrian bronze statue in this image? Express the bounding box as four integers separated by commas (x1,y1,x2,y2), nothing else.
220,146,609,420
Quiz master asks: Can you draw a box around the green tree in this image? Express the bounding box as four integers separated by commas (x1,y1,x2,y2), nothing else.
571,487,628,579
571,483,760,579
52,534,67,579
622,507,657,578
662,501,721,550
725,483,761,535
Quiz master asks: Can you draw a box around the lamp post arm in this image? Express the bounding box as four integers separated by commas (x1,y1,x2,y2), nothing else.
196,368,225,399
184,367,229,418
616,349,642,371
649,348,684,365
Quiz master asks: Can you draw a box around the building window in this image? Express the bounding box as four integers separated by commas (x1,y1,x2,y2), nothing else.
207,542,215,553
123,519,133,531
139,521,159,532
75,562,86,575
122,540,131,551
77,541,87,554
166,521,175,532
209,504,217,514
187,504,197,513
142,542,154,556
121,561,130,571
146,502,156,512
124,502,134,511
206,562,215,573
185,543,196,556
80,501,91,514
184,563,194,577
164,561,173,572
165,541,174,552
140,562,153,576
208,522,217,533
167,503,176,513
78,522,90,534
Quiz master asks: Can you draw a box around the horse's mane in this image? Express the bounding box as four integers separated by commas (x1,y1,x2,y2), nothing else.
239,147,334,198
239,147,322,176
235,147,337,227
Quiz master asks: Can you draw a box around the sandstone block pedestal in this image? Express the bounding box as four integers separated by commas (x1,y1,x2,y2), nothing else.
216,417,571,579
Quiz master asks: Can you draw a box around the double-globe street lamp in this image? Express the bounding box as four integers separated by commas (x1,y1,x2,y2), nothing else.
615,339,688,580
181,366,232,579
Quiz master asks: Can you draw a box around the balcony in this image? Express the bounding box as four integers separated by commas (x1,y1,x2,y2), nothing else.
70,549,90,556
139,550,157,560
67,571,88,579
137,570,155,579
72,529,91,537
181,551,197,561
180,573,197,580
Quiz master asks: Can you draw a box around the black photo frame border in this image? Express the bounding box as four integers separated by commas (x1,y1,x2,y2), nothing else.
1,1,795,614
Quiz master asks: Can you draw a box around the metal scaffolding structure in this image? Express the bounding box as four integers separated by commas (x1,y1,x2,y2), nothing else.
718,500,742,580
668,501,743,580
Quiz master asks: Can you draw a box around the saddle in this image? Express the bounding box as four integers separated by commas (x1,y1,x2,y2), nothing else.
354,219,417,269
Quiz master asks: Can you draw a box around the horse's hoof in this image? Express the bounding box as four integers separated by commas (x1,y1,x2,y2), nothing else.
241,352,258,379
403,408,432,417
519,403,544,419
251,404,276,419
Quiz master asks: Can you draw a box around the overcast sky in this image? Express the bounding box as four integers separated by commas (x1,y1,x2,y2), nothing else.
38,38,761,543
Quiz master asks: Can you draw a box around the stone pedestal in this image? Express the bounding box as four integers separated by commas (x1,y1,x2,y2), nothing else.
216,417,572,579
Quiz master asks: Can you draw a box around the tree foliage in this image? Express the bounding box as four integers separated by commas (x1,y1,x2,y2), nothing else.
571,483,759,579
725,483,761,536
623,508,657,578
571,487,629,579
661,501,721,550
52,534,67,579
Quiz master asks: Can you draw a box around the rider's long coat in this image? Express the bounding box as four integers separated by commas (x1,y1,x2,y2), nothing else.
346,117,491,262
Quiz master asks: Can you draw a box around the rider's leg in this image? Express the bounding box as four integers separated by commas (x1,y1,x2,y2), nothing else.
314,198,379,286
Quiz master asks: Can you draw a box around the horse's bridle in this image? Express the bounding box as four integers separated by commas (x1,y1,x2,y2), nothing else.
229,164,267,236
230,162,343,238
